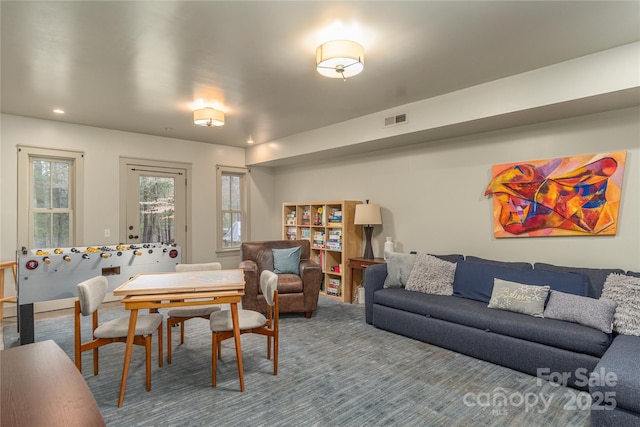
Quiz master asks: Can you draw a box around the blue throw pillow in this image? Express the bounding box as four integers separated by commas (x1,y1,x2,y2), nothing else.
453,260,589,303
272,246,301,275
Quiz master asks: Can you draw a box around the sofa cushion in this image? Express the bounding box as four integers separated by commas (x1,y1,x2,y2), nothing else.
544,290,617,333
383,252,416,288
465,255,532,270
534,262,625,298
271,274,304,294
405,253,456,295
590,335,640,413
601,273,640,336
627,271,640,278
487,278,549,318
453,260,589,303
272,246,301,275
374,288,612,357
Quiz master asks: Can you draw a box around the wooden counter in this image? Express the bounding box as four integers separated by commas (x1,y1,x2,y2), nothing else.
1,340,105,426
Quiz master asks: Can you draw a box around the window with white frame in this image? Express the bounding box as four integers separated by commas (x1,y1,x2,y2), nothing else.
17,146,84,250
216,165,248,251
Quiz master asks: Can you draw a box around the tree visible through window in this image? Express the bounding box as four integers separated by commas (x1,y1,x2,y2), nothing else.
18,146,83,251
139,176,175,243
31,158,72,248
217,166,248,251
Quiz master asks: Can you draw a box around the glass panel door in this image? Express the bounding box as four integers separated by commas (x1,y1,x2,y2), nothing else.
125,165,186,255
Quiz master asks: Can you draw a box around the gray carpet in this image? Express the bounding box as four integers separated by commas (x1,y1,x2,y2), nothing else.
3,298,590,426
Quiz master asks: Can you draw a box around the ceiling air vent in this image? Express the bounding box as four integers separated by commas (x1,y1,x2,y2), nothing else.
384,113,407,127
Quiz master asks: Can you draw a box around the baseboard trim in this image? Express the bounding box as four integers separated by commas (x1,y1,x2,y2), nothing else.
1,293,120,319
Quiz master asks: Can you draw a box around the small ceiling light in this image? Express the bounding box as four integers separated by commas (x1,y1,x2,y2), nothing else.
193,107,225,127
316,39,364,80
53,108,65,114
247,135,254,144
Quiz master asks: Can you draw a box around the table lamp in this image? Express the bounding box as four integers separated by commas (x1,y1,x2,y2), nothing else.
354,201,382,259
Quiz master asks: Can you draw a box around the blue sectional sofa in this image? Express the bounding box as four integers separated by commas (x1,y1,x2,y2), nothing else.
364,255,640,425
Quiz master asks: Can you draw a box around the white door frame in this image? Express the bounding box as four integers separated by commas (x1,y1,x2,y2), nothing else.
119,157,192,262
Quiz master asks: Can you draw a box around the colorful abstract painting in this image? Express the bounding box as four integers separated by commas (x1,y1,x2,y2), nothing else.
485,152,626,238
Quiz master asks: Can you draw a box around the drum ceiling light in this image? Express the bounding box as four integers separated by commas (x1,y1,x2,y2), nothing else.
316,40,364,80
193,107,225,127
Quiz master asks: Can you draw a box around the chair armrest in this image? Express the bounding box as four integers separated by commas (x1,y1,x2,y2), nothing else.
239,259,257,272
239,260,259,301
364,263,387,324
300,259,322,310
591,335,640,414
299,259,320,277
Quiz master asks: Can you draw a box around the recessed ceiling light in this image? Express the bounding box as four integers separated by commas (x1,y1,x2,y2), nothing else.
53,108,65,114
247,135,254,144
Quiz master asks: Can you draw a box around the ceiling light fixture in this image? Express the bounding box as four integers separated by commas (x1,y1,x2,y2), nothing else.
193,107,225,127
316,39,364,81
53,108,65,114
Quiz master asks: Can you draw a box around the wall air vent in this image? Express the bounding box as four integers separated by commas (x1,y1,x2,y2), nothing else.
384,113,407,127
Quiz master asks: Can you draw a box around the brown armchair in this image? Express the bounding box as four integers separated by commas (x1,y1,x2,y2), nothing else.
240,240,322,318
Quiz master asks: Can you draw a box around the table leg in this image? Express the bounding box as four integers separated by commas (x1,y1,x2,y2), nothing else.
118,308,138,407
230,302,244,392
18,304,34,345
350,266,356,304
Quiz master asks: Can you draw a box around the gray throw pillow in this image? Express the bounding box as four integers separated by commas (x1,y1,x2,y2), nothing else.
544,290,617,333
272,246,301,275
487,278,550,318
601,273,640,336
383,252,416,288
405,253,456,295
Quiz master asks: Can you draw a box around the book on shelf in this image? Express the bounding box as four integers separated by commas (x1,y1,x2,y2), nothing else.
313,230,325,249
286,211,296,225
326,277,342,296
286,226,297,240
301,228,311,239
327,208,342,225
326,229,342,250
302,206,310,225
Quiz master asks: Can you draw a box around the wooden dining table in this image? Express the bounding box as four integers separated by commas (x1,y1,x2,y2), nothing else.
113,269,245,407
1,340,106,426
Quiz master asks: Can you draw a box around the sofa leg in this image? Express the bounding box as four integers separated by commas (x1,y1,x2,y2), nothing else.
305,311,312,319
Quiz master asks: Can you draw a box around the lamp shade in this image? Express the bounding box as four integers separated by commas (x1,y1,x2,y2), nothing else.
354,203,382,225
194,107,225,127
316,40,364,79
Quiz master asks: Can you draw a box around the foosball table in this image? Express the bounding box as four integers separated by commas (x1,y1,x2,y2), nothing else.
16,243,181,344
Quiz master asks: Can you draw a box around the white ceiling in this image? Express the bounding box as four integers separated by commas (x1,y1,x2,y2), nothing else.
2,1,639,149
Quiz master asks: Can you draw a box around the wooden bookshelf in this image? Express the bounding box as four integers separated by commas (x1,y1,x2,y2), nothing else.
282,201,362,302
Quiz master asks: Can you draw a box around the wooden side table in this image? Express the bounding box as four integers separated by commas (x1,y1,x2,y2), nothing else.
349,257,386,303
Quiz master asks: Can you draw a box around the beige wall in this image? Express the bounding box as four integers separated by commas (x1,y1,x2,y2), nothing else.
271,107,640,271
0,114,275,314
1,107,639,315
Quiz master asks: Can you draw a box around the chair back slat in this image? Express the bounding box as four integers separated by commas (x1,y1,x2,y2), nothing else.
176,262,222,272
260,270,278,306
77,276,108,316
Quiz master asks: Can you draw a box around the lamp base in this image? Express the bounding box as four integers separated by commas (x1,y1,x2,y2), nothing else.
362,226,374,259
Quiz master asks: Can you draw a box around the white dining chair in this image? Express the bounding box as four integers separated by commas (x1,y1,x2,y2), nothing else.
166,262,222,363
210,269,279,388
74,275,163,392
